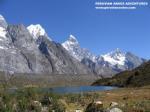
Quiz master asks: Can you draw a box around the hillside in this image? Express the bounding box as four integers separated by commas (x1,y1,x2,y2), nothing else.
92,61,150,87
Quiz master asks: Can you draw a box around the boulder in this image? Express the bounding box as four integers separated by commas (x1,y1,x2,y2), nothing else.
85,101,104,112
110,102,118,108
106,102,123,112
95,101,103,108
30,100,42,111
107,107,123,112
41,106,49,112
75,109,83,112
32,101,42,107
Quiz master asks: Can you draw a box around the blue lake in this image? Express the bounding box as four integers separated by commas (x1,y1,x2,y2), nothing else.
47,86,117,94
8,86,117,94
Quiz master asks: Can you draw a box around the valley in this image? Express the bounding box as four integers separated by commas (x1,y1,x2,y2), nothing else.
0,13,150,112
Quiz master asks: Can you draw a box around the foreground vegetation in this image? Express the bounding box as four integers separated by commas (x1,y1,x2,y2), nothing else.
0,86,150,112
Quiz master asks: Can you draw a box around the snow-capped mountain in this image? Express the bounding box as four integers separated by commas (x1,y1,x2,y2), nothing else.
101,48,126,66
0,14,146,78
0,26,7,40
62,36,146,77
27,24,52,41
62,35,96,62
0,15,7,40
0,15,7,28
0,15,11,50
97,49,146,70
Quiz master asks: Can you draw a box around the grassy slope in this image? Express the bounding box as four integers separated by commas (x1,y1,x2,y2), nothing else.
92,61,150,87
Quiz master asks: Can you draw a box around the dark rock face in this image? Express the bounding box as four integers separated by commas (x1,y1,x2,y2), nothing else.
81,58,96,73
7,24,34,48
37,37,93,74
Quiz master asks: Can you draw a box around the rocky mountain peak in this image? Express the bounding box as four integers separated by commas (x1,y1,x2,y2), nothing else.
62,35,79,52
101,49,126,66
108,48,125,57
62,34,96,61
7,24,36,49
68,34,78,44
0,15,7,28
0,27,7,40
27,24,48,40
62,35,79,48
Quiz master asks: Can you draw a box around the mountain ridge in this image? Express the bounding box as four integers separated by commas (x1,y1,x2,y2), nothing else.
62,35,146,76
0,14,146,78
0,14,93,75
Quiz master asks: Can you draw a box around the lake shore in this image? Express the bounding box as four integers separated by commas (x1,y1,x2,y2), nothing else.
0,86,150,112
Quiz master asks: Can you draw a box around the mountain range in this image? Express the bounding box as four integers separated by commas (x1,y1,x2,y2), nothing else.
0,14,146,77
62,35,146,77
0,15,92,75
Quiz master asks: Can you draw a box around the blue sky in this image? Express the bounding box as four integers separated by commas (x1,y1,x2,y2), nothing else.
0,0,150,59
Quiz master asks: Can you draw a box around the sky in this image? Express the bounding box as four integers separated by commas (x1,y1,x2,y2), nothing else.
0,0,150,59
